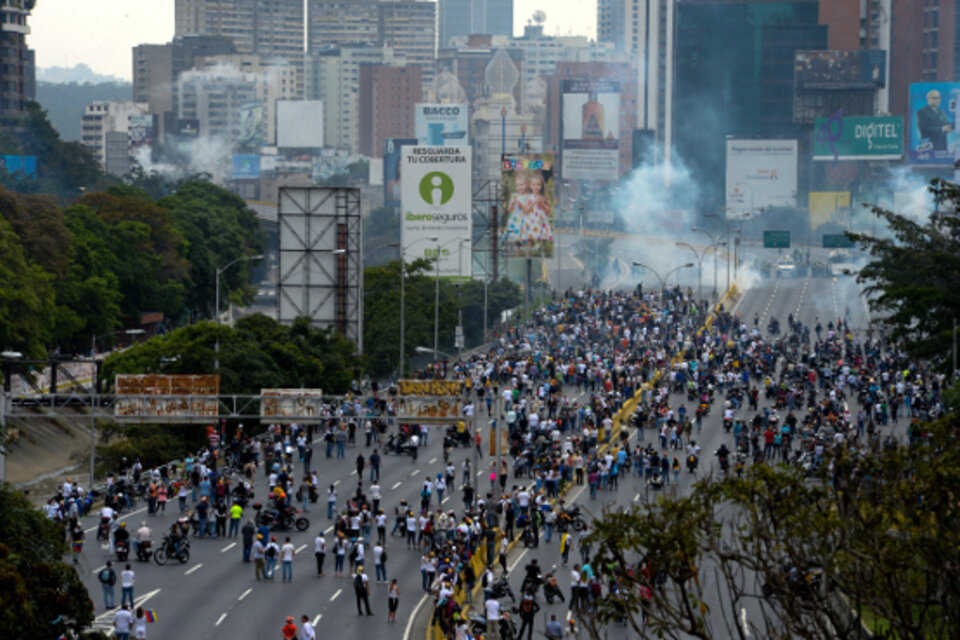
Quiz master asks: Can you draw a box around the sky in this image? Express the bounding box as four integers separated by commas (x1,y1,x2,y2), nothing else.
30,0,596,82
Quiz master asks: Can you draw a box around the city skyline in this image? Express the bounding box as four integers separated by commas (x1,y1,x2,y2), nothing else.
30,0,597,82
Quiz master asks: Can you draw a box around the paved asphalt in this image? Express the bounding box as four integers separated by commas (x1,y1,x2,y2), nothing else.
72,265,893,639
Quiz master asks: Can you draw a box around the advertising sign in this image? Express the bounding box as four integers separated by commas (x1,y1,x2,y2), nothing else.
561,79,620,180
809,191,850,232
0,155,37,178
725,139,798,217
383,137,416,208
794,50,886,90
398,380,464,396
276,100,324,148
813,114,903,161
415,103,468,146
235,100,263,151
907,82,960,166
401,146,472,279
261,389,326,423
114,374,219,422
500,153,556,258
128,114,153,148
232,154,261,179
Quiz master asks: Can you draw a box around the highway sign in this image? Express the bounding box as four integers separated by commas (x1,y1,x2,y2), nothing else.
822,233,854,248
763,230,791,248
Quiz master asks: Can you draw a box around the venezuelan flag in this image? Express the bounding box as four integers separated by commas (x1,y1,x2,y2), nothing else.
144,610,158,623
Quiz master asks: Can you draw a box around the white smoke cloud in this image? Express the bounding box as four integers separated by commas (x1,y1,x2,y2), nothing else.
612,154,700,236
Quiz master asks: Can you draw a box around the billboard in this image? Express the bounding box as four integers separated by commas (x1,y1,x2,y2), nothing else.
813,114,903,161
794,50,886,90
908,82,960,166
128,114,153,148
561,79,620,180
725,139,798,217
501,153,556,257
261,389,326,423
114,374,219,422
415,103,468,146
400,146,472,279
235,100,263,151
276,100,324,149
232,154,261,179
0,155,37,179
809,192,850,232
383,137,416,208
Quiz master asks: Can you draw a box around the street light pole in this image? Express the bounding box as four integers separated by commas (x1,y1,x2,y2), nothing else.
399,236,438,377
215,254,264,370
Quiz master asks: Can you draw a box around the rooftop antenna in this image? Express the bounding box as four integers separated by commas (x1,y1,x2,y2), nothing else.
532,10,547,25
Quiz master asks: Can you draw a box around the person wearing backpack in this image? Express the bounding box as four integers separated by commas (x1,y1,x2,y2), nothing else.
98,560,117,609
265,536,280,579
353,567,373,616
516,593,541,640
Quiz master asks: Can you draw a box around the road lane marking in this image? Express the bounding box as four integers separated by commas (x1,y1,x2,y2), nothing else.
441,497,449,504
330,588,342,601
740,607,751,636
429,457,437,464
296,544,307,553
215,613,227,626
238,588,252,601
392,482,402,490
324,526,333,534
92,565,105,574
411,469,420,476
350,470,356,475
185,563,203,575
221,542,236,553
633,493,640,502
313,614,322,626
333,480,340,486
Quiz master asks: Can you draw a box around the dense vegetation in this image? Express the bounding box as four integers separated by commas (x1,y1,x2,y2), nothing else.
0,180,264,358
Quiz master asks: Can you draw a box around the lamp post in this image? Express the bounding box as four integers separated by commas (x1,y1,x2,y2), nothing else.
433,237,465,365
675,242,717,302
692,226,720,296
632,261,695,291
215,254,264,370
705,212,743,294
399,236,439,377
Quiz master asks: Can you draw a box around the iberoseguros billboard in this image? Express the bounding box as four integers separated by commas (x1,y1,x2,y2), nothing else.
400,146,472,280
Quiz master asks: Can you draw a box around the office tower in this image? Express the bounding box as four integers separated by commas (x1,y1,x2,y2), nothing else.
175,0,304,60
439,0,513,47
358,65,422,156
0,0,34,116
81,101,149,175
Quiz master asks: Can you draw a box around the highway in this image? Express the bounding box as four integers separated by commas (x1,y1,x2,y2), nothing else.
71,264,890,640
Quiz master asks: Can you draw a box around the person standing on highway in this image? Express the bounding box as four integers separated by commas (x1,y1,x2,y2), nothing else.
120,564,135,608
253,534,266,579
228,501,243,538
516,593,540,640
281,616,298,640
298,476,311,514
300,614,315,640
334,534,347,576
354,567,373,615
375,509,387,545
98,561,117,609
314,531,326,576
387,579,399,622
326,484,337,520
281,536,295,581
369,449,381,482
112,603,134,640
265,536,281,579
373,541,387,583
241,520,255,561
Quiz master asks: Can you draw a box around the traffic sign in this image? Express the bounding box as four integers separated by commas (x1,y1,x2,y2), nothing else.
822,234,854,249
763,230,791,248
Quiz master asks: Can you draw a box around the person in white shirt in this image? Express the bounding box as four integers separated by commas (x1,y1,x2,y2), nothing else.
373,542,387,583
314,533,326,576
485,596,501,637
280,537,295,582
120,564,135,608
112,604,134,640
300,615,316,640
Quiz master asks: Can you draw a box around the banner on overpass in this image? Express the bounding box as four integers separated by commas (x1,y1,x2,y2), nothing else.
261,389,326,423
114,374,219,422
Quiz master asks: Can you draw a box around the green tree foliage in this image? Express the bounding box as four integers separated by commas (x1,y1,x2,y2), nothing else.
0,190,72,277
0,215,55,357
158,181,264,319
101,315,362,396
583,415,960,640
848,178,960,368
0,484,94,639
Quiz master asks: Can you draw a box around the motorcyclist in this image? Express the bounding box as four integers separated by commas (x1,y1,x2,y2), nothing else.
134,521,151,556
716,444,731,471
168,519,185,555
523,558,542,591
114,521,131,555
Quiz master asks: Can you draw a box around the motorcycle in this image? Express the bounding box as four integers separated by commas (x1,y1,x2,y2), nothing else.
231,481,254,506
723,417,733,433
96,517,111,542
717,452,730,474
385,434,418,458
253,502,310,532
543,571,565,604
555,506,587,533
521,572,543,598
686,454,699,473
115,539,130,562
649,469,665,490
136,540,153,563
521,527,538,548
154,536,190,565
469,611,517,640
488,576,517,603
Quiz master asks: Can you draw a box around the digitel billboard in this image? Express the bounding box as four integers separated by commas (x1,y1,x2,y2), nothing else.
908,82,960,166
813,114,903,161
561,79,620,180
401,146,472,280
501,153,556,258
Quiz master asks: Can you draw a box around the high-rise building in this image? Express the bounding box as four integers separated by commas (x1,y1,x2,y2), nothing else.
358,65,422,157
596,0,676,163
80,101,149,175
673,0,827,208
305,44,407,152
307,0,437,87
175,65,258,143
0,0,34,116
889,0,958,118
175,0,304,60
439,0,513,48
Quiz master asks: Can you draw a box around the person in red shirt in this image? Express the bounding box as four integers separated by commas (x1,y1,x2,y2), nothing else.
281,616,298,639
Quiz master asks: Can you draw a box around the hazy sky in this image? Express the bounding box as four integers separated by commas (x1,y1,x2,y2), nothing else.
30,0,596,81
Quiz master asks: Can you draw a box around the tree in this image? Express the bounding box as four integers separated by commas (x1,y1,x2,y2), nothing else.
581,416,960,640
0,216,55,357
0,484,95,639
848,178,960,368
